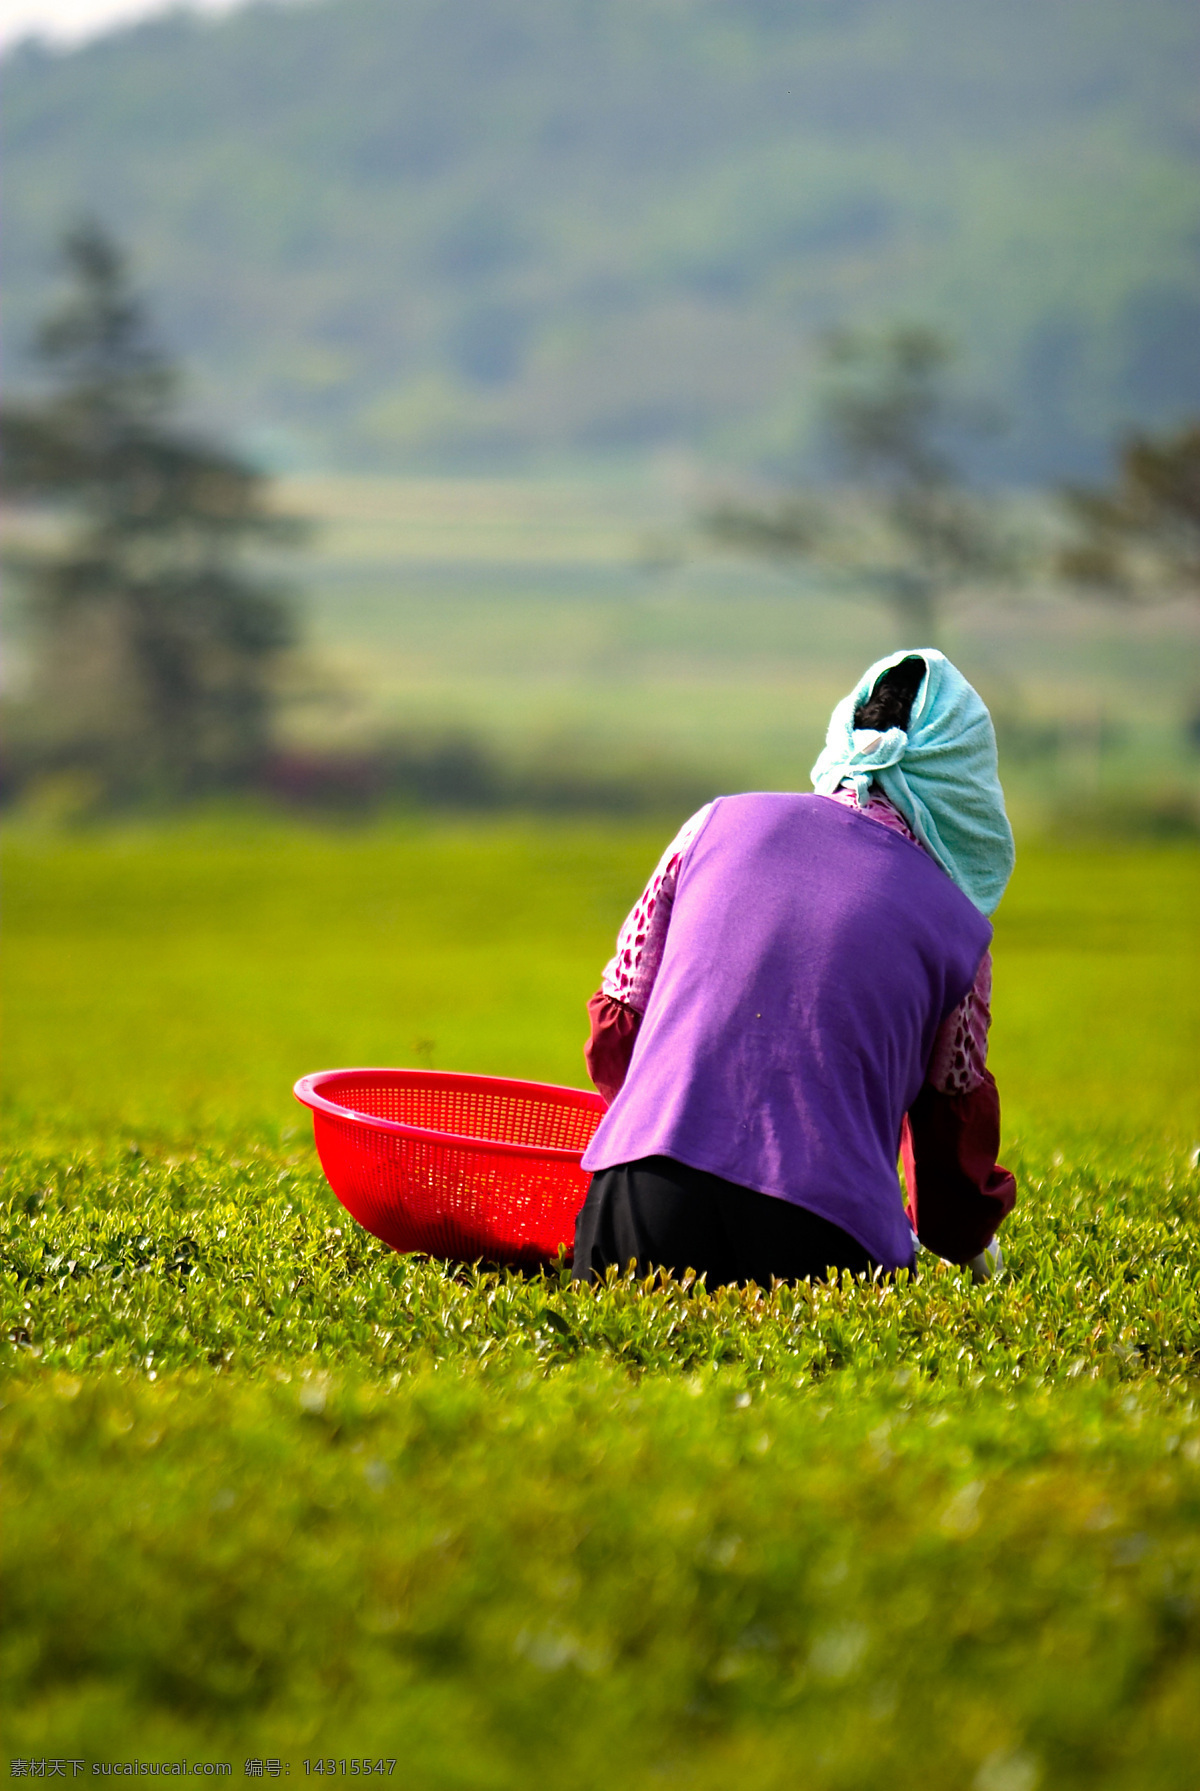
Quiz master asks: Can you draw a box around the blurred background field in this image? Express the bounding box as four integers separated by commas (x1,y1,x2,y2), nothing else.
270,473,1200,815
8,468,1198,830
3,817,1198,1151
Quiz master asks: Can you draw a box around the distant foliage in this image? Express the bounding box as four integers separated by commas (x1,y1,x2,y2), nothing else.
261,731,715,818
3,0,1198,472
1,222,301,804
1057,422,1200,602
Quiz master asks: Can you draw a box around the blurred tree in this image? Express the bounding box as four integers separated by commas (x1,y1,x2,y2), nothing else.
1057,422,1200,600
1057,421,1200,748
704,326,1009,644
1,221,301,803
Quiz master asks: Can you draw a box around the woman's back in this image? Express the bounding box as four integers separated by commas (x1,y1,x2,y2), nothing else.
583,791,991,1270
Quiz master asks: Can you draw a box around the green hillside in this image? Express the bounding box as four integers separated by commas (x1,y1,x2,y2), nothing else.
3,0,1199,476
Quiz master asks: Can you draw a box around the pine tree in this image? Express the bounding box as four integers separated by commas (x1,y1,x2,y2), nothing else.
2,221,301,802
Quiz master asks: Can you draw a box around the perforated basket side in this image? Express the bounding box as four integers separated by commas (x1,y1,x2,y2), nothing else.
312,1110,589,1264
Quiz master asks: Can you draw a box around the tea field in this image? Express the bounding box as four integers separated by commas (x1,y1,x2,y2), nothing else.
271,474,1200,813
2,819,1199,1787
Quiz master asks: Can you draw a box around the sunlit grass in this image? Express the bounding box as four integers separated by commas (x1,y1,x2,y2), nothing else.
3,819,1196,1146
2,819,1198,1781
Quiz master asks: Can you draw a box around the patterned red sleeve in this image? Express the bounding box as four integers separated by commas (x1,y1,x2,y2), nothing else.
900,1070,1017,1264
600,804,713,1012
927,951,992,1095
583,989,642,1106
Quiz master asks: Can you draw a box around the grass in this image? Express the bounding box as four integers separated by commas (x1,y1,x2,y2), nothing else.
7,1371,1199,1785
2,817,1199,1783
4,817,1196,1145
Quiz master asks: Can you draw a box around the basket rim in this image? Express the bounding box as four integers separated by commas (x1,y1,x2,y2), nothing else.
293,1067,606,1162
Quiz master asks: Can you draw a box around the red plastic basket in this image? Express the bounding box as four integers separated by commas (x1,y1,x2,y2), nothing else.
294,1068,606,1266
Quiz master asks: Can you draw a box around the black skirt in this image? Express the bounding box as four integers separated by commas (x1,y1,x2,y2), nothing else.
572,1155,878,1290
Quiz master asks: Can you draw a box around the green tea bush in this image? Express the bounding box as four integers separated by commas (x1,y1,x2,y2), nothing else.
2,1145,1198,1388
2,821,1198,1783
4,1366,1199,1786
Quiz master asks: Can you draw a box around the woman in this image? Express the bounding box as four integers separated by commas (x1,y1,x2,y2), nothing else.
572,649,1017,1288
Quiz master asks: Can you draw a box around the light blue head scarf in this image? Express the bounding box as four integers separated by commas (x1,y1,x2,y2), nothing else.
810,648,1014,915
